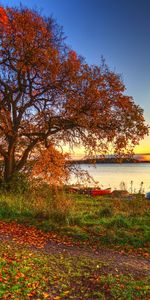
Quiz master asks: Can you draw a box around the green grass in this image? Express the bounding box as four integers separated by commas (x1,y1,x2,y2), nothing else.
0,240,149,299
0,188,150,250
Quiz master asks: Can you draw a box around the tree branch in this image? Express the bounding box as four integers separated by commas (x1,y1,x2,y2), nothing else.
16,139,38,171
0,145,7,158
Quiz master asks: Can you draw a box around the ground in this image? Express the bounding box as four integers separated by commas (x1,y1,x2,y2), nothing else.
0,220,149,299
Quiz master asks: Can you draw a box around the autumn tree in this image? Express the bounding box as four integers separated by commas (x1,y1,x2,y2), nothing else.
0,5,148,182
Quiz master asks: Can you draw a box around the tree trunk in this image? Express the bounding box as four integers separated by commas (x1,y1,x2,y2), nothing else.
4,139,16,182
4,155,15,182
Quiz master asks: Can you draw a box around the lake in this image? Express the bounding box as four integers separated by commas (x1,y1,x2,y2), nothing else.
70,163,150,193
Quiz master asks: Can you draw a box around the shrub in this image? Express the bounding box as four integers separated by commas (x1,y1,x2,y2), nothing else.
0,201,11,217
1,172,30,194
31,180,51,199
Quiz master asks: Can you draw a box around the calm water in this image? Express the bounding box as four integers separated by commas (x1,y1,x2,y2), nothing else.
71,163,150,193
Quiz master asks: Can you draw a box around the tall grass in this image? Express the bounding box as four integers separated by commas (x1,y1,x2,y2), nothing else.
0,179,74,226
0,176,149,248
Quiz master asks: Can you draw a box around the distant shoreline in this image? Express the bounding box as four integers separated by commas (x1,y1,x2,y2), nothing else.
70,159,150,164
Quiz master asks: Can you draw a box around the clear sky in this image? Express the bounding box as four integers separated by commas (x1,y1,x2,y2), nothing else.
1,0,150,154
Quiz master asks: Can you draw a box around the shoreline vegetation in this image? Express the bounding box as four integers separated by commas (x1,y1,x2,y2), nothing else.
0,183,149,250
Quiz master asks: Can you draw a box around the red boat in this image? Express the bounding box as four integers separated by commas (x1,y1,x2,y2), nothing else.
91,188,111,196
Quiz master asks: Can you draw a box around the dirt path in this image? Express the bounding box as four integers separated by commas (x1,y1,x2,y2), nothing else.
0,232,150,280
45,240,150,278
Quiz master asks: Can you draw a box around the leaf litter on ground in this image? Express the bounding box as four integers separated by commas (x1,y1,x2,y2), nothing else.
0,220,150,299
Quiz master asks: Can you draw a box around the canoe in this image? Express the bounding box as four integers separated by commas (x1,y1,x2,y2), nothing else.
91,188,111,196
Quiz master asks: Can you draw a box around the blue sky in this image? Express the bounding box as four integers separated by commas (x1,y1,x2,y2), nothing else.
1,0,150,153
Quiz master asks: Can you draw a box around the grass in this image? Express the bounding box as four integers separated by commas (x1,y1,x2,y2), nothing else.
0,186,150,251
0,240,149,299
0,185,150,299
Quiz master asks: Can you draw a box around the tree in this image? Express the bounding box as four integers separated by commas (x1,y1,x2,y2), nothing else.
0,5,149,182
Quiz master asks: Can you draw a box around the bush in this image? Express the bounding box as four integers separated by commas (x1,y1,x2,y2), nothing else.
1,172,30,194
30,180,51,199
0,201,11,217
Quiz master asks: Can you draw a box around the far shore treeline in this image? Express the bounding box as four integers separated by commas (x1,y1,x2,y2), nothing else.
70,155,150,164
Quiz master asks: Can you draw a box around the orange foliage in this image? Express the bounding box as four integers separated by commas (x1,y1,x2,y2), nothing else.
0,6,8,27
32,146,69,185
68,50,77,61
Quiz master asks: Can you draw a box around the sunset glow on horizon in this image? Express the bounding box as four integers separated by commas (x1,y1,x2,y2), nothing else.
136,155,150,161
